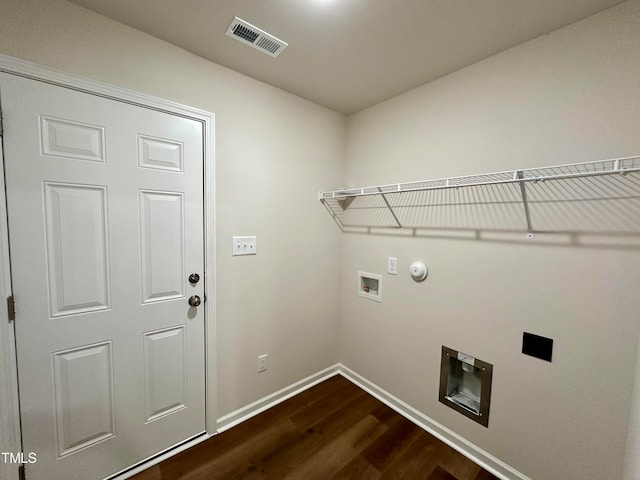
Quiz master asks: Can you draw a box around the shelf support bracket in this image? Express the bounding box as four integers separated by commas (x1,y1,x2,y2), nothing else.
516,171,534,238
377,187,403,229
337,196,355,210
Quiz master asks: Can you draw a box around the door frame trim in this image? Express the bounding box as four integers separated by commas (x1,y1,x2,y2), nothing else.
0,94,21,480
0,54,218,473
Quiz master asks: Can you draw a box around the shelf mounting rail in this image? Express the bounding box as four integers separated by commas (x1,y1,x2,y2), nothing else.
319,155,640,235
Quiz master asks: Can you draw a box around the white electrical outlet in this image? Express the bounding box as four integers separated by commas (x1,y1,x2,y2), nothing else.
258,354,268,373
233,236,257,256
387,257,398,275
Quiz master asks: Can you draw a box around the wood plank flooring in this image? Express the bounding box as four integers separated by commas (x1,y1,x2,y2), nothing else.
130,375,499,480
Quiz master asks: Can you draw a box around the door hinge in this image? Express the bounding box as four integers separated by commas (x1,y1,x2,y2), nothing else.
18,464,26,480
7,295,15,322
0,109,3,136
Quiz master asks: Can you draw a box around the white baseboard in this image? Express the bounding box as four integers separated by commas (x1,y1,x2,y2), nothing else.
215,364,341,433
214,362,529,480
338,364,531,480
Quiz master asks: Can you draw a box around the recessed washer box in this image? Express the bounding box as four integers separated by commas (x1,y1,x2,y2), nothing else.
357,271,382,302
439,346,493,427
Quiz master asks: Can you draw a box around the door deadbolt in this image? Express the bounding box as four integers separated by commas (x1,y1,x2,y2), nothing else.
188,295,201,307
189,273,200,284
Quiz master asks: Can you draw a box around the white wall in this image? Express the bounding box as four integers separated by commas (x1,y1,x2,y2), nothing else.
0,0,345,420
342,2,640,479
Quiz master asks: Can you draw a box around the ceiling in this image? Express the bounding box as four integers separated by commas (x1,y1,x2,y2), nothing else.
67,0,626,115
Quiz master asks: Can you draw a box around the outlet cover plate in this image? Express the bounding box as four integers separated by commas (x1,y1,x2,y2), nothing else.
387,257,398,275
258,354,268,373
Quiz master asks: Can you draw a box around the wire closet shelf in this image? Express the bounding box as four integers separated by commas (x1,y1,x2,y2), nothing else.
319,155,640,237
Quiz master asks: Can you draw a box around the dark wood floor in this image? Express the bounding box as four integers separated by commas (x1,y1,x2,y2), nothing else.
131,375,499,480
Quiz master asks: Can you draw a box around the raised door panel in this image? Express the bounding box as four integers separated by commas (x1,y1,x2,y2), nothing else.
52,342,115,457
140,191,185,303
143,326,187,422
44,183,111,317
40,116,105,163
138,135,183,172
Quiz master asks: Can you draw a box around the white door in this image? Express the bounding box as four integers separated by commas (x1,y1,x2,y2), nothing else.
0,73,206,479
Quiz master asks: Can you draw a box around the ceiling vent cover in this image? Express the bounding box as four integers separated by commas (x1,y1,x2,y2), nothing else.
226,17,288,58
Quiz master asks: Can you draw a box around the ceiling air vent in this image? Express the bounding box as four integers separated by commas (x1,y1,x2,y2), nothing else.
225,17,288,58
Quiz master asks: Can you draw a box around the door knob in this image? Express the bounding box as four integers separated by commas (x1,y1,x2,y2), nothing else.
188,295,201,307
189,273,200,284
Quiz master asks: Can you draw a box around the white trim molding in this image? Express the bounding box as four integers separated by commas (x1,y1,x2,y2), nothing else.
623,329,640,480
0,105,22,480
338,365,531,480
216,364,341,433
214,363,530,480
